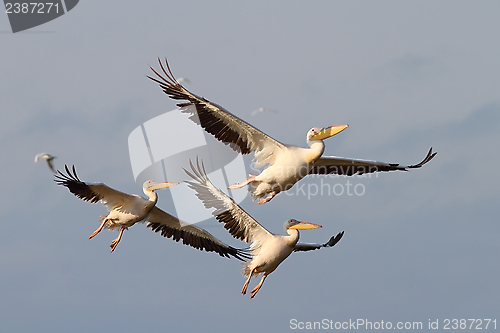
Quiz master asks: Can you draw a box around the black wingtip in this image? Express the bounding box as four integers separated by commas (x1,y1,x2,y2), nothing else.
233,247,252,261
147,57,180,89
325,231,344,248
54,165,101,204
147,221,251,261
184,157,209,185
54,164,80,185
408,147,437,169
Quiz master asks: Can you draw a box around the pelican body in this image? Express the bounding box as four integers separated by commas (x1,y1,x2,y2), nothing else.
240,218,336,298
88,178,174,251
149,58,437,204
185,160,344,298
234,126,348,202
55,165,249,259
55,165,178,252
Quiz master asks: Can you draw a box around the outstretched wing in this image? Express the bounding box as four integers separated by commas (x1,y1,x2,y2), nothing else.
148,58,286,167
184,159,273,251
293,231,345,252
54,165,139,213
146,207,250,261
46,157,56,173
310,147,437,176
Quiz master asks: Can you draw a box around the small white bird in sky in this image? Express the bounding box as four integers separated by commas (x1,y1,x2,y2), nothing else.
35,153,56,173
55,165,249,260
185,160,344,298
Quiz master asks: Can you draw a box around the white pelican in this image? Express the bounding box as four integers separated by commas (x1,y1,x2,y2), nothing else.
149,59,437,204
55,165,249,260
185,160,344,298
35,153,56,173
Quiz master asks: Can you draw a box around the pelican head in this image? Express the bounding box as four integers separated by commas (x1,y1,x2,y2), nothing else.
307,124,349,142
142,180,179,192
285,219,322,230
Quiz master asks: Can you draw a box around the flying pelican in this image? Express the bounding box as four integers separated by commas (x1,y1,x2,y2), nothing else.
55,165,249,260
149,58,437,204
185,160,344,298
35,153,56,173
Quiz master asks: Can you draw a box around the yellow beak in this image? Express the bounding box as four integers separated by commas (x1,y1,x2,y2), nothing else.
309,124,349,141
149,181,179,191
288,221,323,230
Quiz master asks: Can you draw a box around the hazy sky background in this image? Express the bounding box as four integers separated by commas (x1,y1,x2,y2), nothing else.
1,1,499,332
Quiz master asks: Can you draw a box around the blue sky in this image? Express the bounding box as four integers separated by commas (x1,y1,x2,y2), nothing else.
1,1,499,332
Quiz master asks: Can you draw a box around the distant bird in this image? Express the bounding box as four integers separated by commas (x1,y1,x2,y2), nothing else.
55,165,249,260
149,58,437,204
35,153,56,172
185,160,344,298
176,77,190,84
249,107,279,116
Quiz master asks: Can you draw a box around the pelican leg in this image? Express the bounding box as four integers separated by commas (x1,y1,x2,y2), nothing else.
250,272,268,298
258,191,276,204
241,268,255,295
89,219,107,239
109,227,125,252
228,176,256,190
